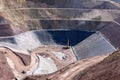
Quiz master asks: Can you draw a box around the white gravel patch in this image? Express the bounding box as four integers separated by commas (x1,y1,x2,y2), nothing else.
28,55,57,75
51,51,67,61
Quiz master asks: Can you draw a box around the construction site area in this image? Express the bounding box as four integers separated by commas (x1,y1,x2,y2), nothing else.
0,0,120,80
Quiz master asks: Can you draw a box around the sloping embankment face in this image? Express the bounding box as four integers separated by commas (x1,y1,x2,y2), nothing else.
73,32,116,60
0,30,94,54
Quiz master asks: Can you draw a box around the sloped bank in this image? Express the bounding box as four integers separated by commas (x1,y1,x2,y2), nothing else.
73,32,116,60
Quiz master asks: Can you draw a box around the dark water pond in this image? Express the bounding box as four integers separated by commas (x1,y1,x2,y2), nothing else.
35,30,95,46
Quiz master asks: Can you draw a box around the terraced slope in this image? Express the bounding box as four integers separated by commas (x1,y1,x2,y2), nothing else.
0,0,119,35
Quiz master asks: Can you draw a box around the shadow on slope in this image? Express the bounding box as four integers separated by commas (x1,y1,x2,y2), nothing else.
23,0,120,9
0,16,13,36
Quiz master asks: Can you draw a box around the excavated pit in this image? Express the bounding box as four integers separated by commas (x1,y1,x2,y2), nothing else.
0,0,119,80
